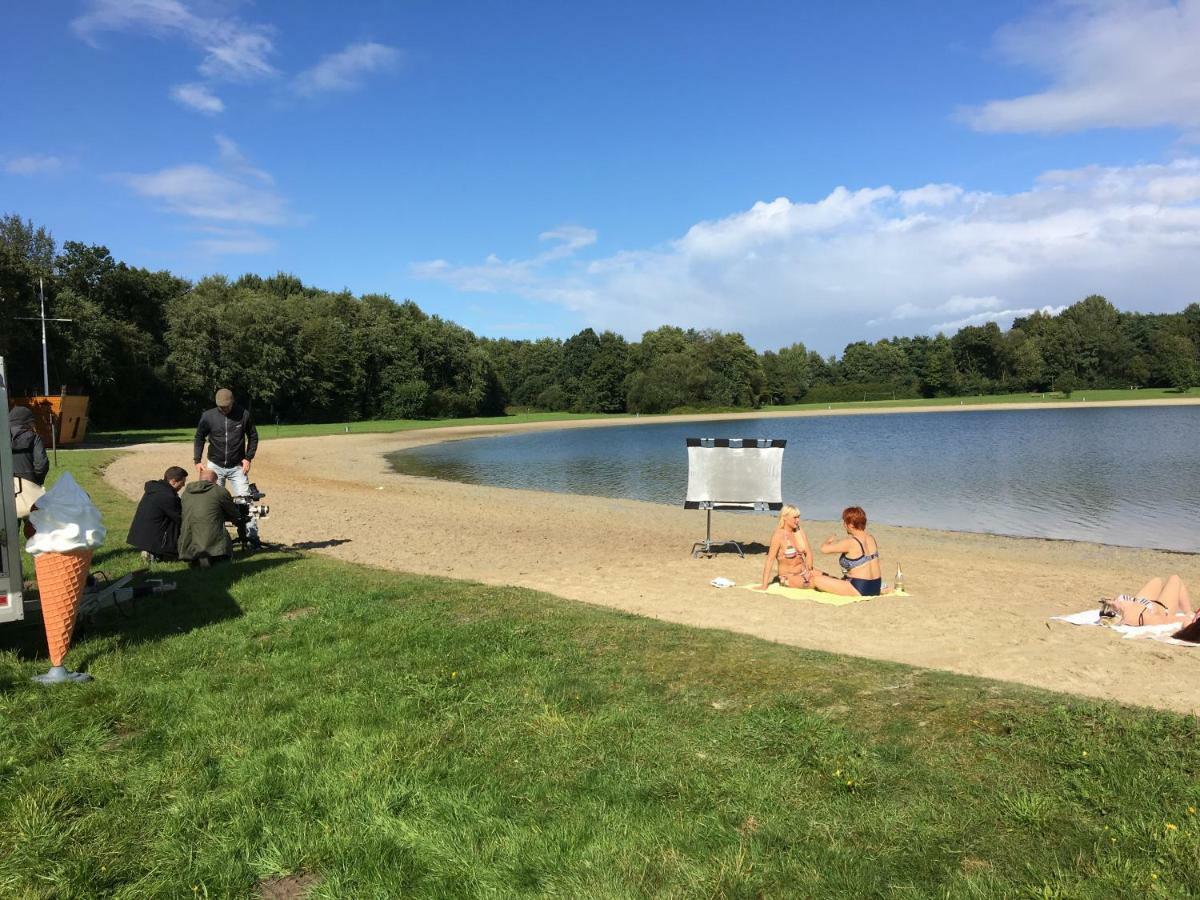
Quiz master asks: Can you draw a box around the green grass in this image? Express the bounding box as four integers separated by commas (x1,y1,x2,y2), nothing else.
85,387,1196,447
3,455,1200,897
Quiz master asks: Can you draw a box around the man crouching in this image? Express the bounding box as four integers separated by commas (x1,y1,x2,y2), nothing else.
126,466,187,562
178,469,241,567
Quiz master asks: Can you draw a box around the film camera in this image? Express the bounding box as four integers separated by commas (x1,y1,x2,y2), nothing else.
232,483,270,521
231,483,269,550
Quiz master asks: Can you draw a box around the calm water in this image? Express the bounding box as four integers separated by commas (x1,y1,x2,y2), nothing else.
388,407,1200,552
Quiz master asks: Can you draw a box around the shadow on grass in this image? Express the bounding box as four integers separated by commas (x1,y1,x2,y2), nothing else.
287,538,351,551
0,555,296,670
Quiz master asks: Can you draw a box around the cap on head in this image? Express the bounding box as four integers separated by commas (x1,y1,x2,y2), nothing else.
215,388,234,408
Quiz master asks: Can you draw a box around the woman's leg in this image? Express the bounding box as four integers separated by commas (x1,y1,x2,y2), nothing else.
1155,575,1190,616
809,572,860,596
1133,577,1165,601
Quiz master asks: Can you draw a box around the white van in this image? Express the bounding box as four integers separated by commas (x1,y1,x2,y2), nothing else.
1,357,28,623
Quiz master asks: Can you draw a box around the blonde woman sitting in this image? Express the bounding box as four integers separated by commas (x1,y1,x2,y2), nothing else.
755,505,814,590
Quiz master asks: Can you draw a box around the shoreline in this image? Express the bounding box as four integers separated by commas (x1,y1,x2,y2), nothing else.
76,394,1200,452
103,416,1200,715
382,404,1199,557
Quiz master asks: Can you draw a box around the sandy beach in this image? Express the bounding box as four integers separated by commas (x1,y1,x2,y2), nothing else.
103,402,1200,715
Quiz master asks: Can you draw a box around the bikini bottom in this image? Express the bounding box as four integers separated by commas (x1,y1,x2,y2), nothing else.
846,576,882,596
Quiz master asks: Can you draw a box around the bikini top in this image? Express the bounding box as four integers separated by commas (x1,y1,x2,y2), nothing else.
839,536,878,573
781,531,804,559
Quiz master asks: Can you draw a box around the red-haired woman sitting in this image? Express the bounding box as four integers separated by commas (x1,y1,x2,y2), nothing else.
809,506,889,598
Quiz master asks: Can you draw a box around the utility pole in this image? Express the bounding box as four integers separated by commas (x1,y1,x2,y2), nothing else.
15,278,72,464
16,278,72,396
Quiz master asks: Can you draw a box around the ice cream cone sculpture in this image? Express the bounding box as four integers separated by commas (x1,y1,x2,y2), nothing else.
26,472,106,684
34,549,93,668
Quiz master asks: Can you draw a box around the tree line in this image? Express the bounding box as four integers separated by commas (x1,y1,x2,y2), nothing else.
2,213,1198,427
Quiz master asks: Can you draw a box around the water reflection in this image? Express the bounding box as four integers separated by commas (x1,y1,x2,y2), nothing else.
389,407,1200,552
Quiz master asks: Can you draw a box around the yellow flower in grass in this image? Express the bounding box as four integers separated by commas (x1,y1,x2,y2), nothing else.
1166,822,1178,831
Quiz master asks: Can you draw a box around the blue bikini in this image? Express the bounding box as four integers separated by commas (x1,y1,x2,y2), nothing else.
839,537,882,596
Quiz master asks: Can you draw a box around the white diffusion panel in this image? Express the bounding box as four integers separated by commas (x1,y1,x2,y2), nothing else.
685,444,784,505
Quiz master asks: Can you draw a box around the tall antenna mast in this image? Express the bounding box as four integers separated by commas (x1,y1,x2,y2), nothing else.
16,278,72,396
15,278,73,465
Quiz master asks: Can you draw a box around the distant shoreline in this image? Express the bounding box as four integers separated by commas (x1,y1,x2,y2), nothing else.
382,397,1199,555
376,395,1200,451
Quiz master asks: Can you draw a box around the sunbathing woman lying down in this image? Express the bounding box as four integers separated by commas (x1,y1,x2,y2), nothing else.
1099,575,1192,627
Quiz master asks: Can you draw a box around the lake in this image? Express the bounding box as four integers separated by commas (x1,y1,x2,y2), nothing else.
388,406,1200,552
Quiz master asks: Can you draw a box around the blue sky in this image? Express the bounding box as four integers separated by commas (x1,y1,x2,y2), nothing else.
3,0,1200,354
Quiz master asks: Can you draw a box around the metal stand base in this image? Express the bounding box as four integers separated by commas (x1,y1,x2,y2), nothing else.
691,508,744,558
32,665,91,685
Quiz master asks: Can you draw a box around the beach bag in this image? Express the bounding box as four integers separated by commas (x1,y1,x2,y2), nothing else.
13,476,45,519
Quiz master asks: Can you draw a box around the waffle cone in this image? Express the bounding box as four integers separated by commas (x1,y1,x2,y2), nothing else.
34,549,93,667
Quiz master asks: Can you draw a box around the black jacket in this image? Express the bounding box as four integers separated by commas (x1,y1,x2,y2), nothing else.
193,405,259,468
126,479,183,559
9,408,49,486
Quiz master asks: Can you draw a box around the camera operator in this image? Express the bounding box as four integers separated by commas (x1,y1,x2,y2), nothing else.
178,469,241,566
193,387,261,549
126,465,187,562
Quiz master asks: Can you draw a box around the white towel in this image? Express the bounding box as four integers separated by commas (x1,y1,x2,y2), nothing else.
1050,608,1191,639
1051,609,1102,626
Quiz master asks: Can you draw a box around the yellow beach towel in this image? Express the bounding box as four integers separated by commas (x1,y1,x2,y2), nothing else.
741,583,910,606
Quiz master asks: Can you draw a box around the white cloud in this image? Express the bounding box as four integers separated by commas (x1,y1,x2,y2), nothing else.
72,0,277,83
964,0,1200,133
413,158,1200,352
4,155,63,176
293,41,400,95
171,82,224,114
121,136,300,255
191,226,277,255
412,226,596,291
871,296,1003,326
932,305,1067,333
214,134,273,184
125,164,289,225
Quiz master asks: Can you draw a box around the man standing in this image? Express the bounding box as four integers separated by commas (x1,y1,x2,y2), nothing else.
178,469,241,565
193,388,261,548
126,466,187,561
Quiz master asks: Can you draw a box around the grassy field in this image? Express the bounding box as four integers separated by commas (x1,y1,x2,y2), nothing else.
84,387,1196,447
2,454,1200,897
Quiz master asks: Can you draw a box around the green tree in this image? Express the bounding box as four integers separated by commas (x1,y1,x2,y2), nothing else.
761,342,809,404
1152,333,1198,391
700,331,764,407
951,322,1005,382
919,335,959,397
0,214,55,372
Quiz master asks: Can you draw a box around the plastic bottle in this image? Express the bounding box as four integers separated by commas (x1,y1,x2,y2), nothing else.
895,562,904,594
